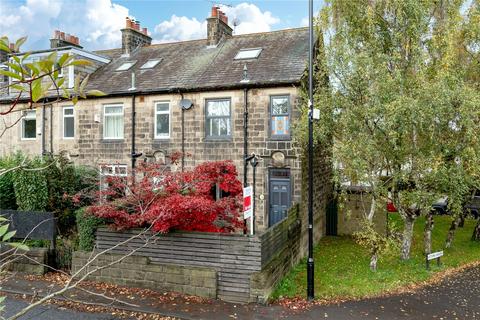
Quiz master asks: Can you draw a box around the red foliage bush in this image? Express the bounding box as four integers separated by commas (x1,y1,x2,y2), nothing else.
86,160,244,233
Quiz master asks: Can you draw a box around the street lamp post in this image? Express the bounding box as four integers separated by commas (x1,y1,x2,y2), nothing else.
307,0,315,300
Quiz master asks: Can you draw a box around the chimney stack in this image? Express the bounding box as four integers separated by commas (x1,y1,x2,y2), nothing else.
50,30,83,49
207,5,232,47
121,16,152,55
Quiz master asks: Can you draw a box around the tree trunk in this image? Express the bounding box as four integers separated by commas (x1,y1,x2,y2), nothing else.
472,218,480,241
424,212,434,256
401,215,415,260
445,216,462,248
459,213,465,228
370,252,378,272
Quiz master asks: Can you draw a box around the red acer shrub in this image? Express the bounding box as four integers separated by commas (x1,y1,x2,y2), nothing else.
86,160,244,234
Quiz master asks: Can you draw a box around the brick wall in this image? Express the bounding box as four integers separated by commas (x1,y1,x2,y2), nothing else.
72,251,217,298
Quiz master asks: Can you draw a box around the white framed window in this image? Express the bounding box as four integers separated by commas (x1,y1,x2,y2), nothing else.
21,110,36,140
205,98,231,139
101,164,128,177
53,63,64,77
234,48,262,60
154,102,170,139
100,164,128,193
270,95,291,139
116,61,136,71
63,106,74,139
103,104,124,139
141,59,161,69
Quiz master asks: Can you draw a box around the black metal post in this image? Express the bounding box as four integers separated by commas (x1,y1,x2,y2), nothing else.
307,0,315,300
131,94,137,171
251,156,258,235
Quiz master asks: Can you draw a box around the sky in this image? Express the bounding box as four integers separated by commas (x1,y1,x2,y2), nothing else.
0,0,324,51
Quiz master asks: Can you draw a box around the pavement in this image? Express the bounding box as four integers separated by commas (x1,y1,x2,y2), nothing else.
1,264,480,320
3,298,122,320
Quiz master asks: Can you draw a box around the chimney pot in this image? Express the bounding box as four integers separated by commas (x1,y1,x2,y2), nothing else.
9,43,15,50
211,6,219,17
142,27,148,35
60,32,65,40
135,21,140,30
126,17,130,28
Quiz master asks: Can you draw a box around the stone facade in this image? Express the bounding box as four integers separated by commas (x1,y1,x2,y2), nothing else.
0,86,311,233
121,28,152,55
206,17,232,46
72,251,217,298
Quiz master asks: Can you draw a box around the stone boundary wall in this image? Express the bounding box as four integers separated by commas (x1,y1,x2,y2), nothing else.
71,206,303,304
251,205,301,302
72,251,217,298
1,247,49,275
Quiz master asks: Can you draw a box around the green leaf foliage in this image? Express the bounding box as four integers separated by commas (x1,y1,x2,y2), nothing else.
76,208,103,251
12,156,49,211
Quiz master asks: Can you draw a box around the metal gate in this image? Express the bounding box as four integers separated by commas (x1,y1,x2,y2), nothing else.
326,197,338,236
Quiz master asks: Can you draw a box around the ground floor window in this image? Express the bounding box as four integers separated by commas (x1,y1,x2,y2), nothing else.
100,164,128,198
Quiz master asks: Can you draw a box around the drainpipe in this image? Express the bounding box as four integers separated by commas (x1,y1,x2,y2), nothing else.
50,103,53,154
129,72,142,172
181,93,185,172
243,87,249,187
131,93,137,170
41,103,46,156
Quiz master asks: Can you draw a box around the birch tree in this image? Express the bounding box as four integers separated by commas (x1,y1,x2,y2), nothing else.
313,0,480,263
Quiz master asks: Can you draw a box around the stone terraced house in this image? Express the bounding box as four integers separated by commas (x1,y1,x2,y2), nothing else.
0,7,332,247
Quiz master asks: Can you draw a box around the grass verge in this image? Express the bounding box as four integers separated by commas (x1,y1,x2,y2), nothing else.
272,215,480,301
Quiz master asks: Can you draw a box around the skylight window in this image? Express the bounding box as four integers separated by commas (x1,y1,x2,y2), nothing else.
141,59,161,69
234,48,262,60
116,61,136,71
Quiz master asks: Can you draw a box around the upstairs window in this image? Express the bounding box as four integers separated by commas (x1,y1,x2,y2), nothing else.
270,95,290,139
116,61,136,71
141,59,161,69
22,110,36,140
103,104,124,139
155,102,170,139
63,106,74,139
205,98,231,139
53,63,64,77
234,48,262,60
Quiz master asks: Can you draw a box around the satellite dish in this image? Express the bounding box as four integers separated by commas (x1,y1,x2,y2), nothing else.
180,99,193,110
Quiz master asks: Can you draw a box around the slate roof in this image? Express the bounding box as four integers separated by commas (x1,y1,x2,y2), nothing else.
88,27,309,95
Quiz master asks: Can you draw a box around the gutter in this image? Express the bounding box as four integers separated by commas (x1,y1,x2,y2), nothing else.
0,80,301,105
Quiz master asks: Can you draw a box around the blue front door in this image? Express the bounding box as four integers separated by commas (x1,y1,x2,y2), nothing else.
269,170,291,227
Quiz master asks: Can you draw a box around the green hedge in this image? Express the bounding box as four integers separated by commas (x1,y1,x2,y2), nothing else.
76,208,103,251
13,157,49,211
0,156,17,210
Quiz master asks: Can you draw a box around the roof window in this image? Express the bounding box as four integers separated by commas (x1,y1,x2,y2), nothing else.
116,61,136,71
140,59,161,69
234,48,262,60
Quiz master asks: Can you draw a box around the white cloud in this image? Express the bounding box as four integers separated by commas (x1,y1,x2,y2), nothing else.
0,0,129,51
0,1,282,50
152,2,280,43
153,15,207,43
221,3,280,35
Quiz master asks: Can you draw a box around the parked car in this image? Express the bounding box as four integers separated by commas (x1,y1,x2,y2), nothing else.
431,192,480,218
